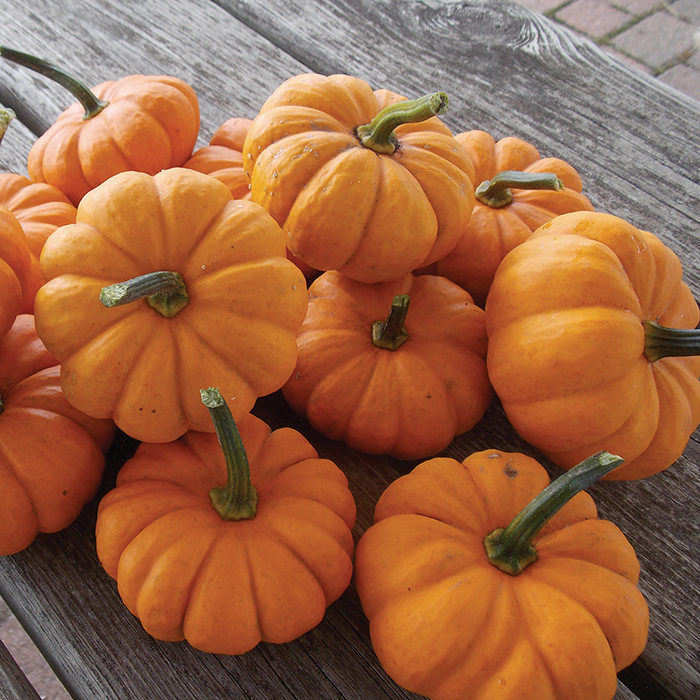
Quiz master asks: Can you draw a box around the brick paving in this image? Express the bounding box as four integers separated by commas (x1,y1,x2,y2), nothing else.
515,0,700,101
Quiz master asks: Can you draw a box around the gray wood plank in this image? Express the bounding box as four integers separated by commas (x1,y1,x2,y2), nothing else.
0,0,696,698
0,637,41,700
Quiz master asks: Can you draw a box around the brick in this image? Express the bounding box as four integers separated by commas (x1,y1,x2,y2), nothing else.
556,0,631,38
670,0,700,24
658,63,700,101
602,45,654,73
613,0,664,15
613,10,697,68
515,0,568,13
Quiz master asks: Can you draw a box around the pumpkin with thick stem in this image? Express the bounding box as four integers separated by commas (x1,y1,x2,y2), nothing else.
0,202,31,337
355,449,649,700
34,167,308,443
95,387,356,655
417,130,594,307
0,46,199,205
486,210,700,479
0,315,114,556
0,172,77,313
282,271,492,459
243,73,475,284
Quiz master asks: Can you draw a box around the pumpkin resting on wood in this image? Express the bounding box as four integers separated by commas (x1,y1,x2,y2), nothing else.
0,203,31,337
34,167,308,443
243,73,476,283
95,388,356,655
355,449,649,700
0,315,114,556
485,211,700,479
282,271,492,459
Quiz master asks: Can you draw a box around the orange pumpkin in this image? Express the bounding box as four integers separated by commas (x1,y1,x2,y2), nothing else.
486,211,700,479
243,74,476,283
0,173,77,313
95,388,356,655
0,315,114,556
283,271,492,459
34,167,308,443
184,116,316,279
1,47,199,205
355,449,649,700
0,203,31,337
417,130,594,306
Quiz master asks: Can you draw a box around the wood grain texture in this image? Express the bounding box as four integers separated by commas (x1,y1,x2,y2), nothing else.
0,637,41,700
0,0,698,698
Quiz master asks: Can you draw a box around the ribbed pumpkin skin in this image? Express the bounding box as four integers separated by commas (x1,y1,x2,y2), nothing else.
418,130,594,307
486,211,700,479
0,315,114,556
242,73,475,284
95,413,356,655
28,74,200,205
0,204,31,337
34,168,308,443
0,173,77,313
355,450,649,700
282,271,492,459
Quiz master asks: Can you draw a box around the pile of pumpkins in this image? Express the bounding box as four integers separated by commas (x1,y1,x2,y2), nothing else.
2,49,699,700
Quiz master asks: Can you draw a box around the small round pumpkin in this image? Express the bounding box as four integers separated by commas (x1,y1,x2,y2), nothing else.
0,203,31,337
282,271,492,459
485,211,700,479
34,167,308,443
0,172,77,313
95,388,356,655
0,314,114,556
417,130,594,307
1,46,200,205
243,73,476,283
355,449,649,700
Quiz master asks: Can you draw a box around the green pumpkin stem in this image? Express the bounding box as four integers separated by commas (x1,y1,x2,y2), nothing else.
0,107,15,144
475,171,564,208
201,387,258,521
372,294,410,350
643,320,700,362
356,92,449,155
484,450,624,576
0,46,108,119
100,271,189,318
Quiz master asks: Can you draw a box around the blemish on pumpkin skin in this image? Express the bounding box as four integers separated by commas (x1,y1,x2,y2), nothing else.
503,463,518,478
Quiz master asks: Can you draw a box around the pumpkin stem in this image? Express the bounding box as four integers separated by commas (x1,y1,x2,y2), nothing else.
356,92,449,155
475,171,564,208
100,271,189,318
372,294,410,350
201,387,258,521
0,107,15,144
483,450,623,576
0,46,108,120
643,320,700,362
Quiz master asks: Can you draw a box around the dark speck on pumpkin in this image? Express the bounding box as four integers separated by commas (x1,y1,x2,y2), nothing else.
503,464,518,478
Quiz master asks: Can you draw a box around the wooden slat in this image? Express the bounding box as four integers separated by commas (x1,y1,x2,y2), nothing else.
0,0,697,698
0,637,41,700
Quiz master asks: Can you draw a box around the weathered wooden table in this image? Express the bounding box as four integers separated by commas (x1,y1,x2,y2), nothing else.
1,1,699,698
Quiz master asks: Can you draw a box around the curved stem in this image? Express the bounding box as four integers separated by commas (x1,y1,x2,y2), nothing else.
201,387,258,521
372,294,410,350
0,107,15,144
475,171,564,208
644,320,700,362
356,92,449,155
0,46,108,120
100,271,189,318
484,451,623,576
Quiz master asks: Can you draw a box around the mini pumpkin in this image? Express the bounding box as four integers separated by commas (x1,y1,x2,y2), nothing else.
0,203,31,337
34,167,308,443
355,449,649,700
0,172,77,313
282,271,492,459
0,315,114,556
243,73,476,283
417,130,594,307
486,211,700,479
1,46,199,205
95,387,356,655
